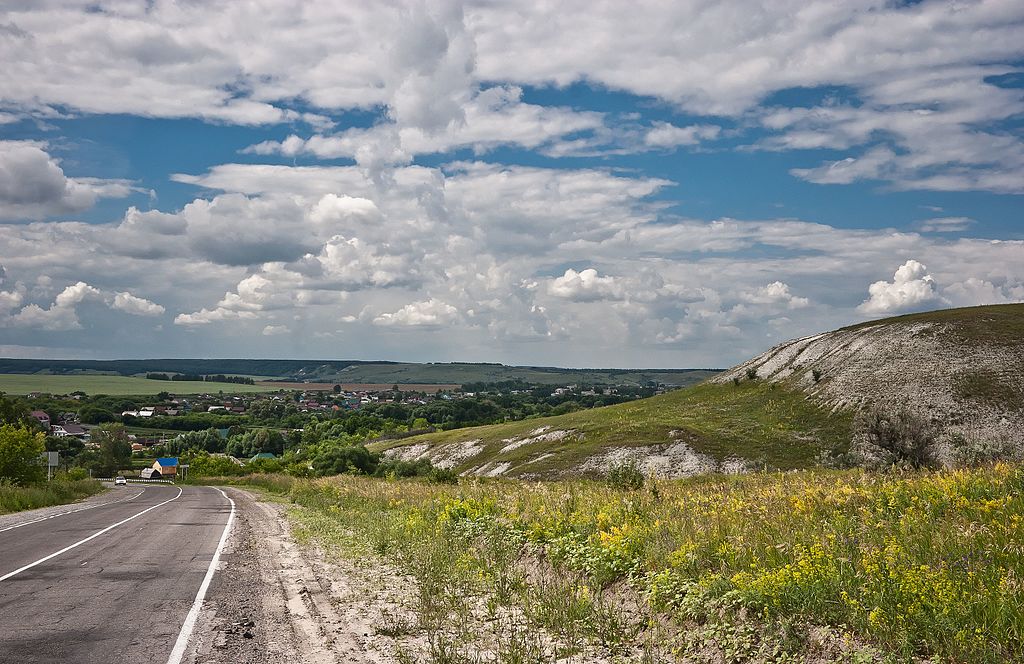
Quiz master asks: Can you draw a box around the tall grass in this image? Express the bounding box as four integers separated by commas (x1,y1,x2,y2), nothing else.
0,478,104,514
230,466,1024,662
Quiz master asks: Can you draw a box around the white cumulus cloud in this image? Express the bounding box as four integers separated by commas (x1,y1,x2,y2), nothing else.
548,268,625,302
858,260,945,315
111,292,165,317
373,298,460,327
262,324,290,336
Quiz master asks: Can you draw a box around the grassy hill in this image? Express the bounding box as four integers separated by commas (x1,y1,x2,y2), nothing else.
373,381,851,478
377,304,1023,477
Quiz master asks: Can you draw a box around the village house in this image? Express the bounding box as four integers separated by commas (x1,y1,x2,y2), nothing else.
149,457,178,479
30,410,51,431
52,423,87,439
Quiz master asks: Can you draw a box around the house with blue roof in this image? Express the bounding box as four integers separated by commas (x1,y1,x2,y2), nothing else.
152,457,179,478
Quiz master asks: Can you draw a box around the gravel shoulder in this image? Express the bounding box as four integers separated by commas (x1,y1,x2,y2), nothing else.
187,488,418,664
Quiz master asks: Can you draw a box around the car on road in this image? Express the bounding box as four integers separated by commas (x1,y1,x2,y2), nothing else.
114,476,127,486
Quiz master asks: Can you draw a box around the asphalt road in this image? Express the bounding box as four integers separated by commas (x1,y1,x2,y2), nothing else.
0,485,233,664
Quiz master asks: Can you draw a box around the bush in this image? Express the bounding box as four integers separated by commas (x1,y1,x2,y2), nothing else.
854,407,937,469
745,367,758,380
375,457,434,478
0,424,46,485
812,369,822,383
607,459,645,490
310,442,379,476
949,431,1018,466
427,466,459,484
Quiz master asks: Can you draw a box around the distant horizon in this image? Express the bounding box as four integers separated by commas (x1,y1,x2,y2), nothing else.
0,356,724,373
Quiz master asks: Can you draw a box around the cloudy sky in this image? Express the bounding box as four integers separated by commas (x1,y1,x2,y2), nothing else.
1,1,1022,368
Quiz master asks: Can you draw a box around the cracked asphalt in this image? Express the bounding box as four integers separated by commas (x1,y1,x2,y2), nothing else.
0,484,232,664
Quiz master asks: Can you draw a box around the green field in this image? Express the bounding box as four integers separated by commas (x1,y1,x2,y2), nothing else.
331,363,720,386
0,374,277,396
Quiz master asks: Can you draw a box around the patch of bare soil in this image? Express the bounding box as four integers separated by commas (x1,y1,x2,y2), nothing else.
188,488,419,663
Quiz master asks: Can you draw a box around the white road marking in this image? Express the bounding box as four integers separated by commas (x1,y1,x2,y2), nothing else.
166,487,236,664
0,487,147,534
0,487,183,582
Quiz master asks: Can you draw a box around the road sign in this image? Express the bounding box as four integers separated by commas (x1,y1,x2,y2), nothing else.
45,451,59,481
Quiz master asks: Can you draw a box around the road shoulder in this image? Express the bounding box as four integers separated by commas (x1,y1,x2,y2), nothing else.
189,488,415,664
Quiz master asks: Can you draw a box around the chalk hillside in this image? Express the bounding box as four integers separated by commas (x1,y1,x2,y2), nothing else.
711,303,1024,454
376,304,1023,478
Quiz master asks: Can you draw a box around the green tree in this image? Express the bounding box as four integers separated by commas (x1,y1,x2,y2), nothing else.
0,424,45,484
187,452,244,477
164,428,225,455
0,393,32,427
226,428,285,458
46,434,84,469
310,441,378,476
92,424,133,475
78,405,115,424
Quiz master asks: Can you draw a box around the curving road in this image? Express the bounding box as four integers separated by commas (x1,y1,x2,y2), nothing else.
0,484,233,664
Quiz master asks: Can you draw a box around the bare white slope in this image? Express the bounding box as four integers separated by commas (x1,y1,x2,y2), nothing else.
710,316,1024,450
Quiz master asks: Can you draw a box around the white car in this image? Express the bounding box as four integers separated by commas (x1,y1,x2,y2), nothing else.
114,476,127,486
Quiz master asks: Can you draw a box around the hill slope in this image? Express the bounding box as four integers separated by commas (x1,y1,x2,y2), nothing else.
377,304,1022,477
373,381,852,478
711,304,1024,452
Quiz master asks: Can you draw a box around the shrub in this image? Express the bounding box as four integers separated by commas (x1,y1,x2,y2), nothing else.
854,406,937,469
745,367,758,380
375,457,434,478
949,431,1018,466
310,442,379,476
811,369,822,383
607,460,645,490
427,466,459,484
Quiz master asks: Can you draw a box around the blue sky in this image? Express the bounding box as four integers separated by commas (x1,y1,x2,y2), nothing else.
0,1,1022,367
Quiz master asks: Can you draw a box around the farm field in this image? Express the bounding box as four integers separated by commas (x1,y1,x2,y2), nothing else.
221,465,1024,663
0,374,277,396
329,363,721,387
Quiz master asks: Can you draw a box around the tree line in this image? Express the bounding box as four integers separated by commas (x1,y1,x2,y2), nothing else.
145,373,255,384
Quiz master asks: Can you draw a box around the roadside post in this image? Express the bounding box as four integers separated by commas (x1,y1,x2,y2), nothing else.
46,451,59,481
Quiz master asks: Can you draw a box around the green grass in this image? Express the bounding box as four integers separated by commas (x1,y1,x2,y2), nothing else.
373,381,852,476
225,466,1024,662
0,374,277,396
841,303,1024,345
0,478,104,514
